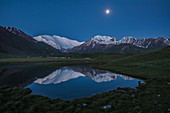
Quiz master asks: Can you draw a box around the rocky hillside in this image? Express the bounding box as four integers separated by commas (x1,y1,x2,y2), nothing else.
0,27,61,56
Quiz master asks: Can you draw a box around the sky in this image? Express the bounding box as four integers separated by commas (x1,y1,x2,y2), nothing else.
0,0,170,41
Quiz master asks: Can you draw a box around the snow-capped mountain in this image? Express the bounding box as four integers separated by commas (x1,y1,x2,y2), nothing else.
33,35,84,50
84,35,117,46
118,36,170,48
4,26,169,53
34,66,134,84
69,35,170,53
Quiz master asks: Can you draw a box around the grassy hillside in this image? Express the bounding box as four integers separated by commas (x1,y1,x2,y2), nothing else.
98,46,170,79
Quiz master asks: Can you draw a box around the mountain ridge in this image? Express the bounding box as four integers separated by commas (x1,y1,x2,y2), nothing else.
0,26,61,56
69,35,170,53
1,26,170,54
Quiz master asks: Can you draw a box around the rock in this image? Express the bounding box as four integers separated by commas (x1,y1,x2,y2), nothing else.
82,103,87,107
140,81,145,84
131,94,135,98
103,105,111,109
154,101,158,104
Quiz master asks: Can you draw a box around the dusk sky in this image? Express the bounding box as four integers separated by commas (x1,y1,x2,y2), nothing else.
0,0,170,41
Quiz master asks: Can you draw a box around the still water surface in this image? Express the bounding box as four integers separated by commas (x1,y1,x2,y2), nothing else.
24,66,142,100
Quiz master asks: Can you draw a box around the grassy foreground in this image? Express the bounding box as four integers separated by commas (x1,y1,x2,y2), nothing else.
0,47,170,113
0,78,169,113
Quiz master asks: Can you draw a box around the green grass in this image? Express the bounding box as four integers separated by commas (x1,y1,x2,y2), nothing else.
98,46,170,79
0,78,169,113
0,52,129,63
0,57,64,63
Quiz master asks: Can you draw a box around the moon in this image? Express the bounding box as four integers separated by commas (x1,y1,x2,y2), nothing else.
105,9,110,14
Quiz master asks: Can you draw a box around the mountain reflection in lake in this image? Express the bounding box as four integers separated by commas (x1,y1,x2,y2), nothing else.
26,66,142,100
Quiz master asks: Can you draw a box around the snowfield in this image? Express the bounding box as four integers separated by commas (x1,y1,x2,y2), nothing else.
34,35,84,49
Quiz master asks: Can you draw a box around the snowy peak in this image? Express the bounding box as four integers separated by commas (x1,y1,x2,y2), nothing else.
84,35,116,46
70,35,170,53
52,35,84,49
119,36,170,48
121,36,136,43
82,35,170,48
92,35,116,42
34,35,62,49
34,35,84,49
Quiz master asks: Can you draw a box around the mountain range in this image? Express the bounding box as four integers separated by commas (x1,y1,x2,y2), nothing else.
0,26,170,55
34,34,170,53
69,35,170,53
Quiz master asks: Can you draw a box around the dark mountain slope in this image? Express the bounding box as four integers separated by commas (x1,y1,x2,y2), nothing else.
70,43,149,53
0,26,61,56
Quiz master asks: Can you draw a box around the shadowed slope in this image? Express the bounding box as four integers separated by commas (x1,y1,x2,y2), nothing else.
0,26,61,56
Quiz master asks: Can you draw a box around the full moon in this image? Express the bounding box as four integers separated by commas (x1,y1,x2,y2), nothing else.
105,9,110,14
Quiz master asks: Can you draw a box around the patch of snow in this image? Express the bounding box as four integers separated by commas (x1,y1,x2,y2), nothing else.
92,43,95,48
164,39,170,45
82,103,87,107
146,41,151,48
131,94,135,98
